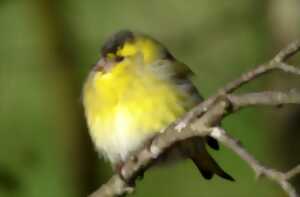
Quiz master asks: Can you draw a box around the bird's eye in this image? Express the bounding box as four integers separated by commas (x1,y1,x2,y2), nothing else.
115,55,124,62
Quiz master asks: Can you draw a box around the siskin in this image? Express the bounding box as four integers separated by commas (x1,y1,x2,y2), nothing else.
82,30,233,181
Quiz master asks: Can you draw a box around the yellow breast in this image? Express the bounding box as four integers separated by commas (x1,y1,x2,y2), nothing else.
83,61,193,163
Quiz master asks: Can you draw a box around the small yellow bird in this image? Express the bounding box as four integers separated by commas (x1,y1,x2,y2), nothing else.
82,30,233,181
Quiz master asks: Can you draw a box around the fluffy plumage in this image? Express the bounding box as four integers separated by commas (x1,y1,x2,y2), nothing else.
82,31,233,181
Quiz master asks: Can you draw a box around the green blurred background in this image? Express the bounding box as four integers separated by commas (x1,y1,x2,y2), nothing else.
0,0,299,197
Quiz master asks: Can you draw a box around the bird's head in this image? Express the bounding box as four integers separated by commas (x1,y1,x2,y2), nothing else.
94,30,174,73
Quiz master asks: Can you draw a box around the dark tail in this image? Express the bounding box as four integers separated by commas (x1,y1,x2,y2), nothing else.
191,151,234,181
184,138,234,181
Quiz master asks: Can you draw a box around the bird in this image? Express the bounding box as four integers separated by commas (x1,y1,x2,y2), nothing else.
82,30,234,181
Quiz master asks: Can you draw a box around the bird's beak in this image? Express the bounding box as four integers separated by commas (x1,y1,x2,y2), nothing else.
93,58,113,73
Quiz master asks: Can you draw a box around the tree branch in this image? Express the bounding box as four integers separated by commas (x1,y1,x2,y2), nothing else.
211,127,299,197
89,40,300,197
227,90,300,111
175,40,300,132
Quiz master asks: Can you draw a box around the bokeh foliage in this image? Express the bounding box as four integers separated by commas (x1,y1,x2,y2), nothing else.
0,0,299,197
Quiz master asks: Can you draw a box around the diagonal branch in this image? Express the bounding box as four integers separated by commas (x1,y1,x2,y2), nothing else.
89,40,300,197
211,127,299,197
175,40,300,132
227,90,300,111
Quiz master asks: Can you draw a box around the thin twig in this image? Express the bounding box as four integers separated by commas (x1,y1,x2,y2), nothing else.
175,40,300,132
210,127,298,197
285,165,300,180
273,40,300,62
227,91,300,111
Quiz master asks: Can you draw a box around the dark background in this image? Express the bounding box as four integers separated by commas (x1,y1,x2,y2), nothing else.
0,0,299,197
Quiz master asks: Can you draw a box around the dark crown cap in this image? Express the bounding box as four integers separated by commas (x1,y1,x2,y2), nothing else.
101,30,134,57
